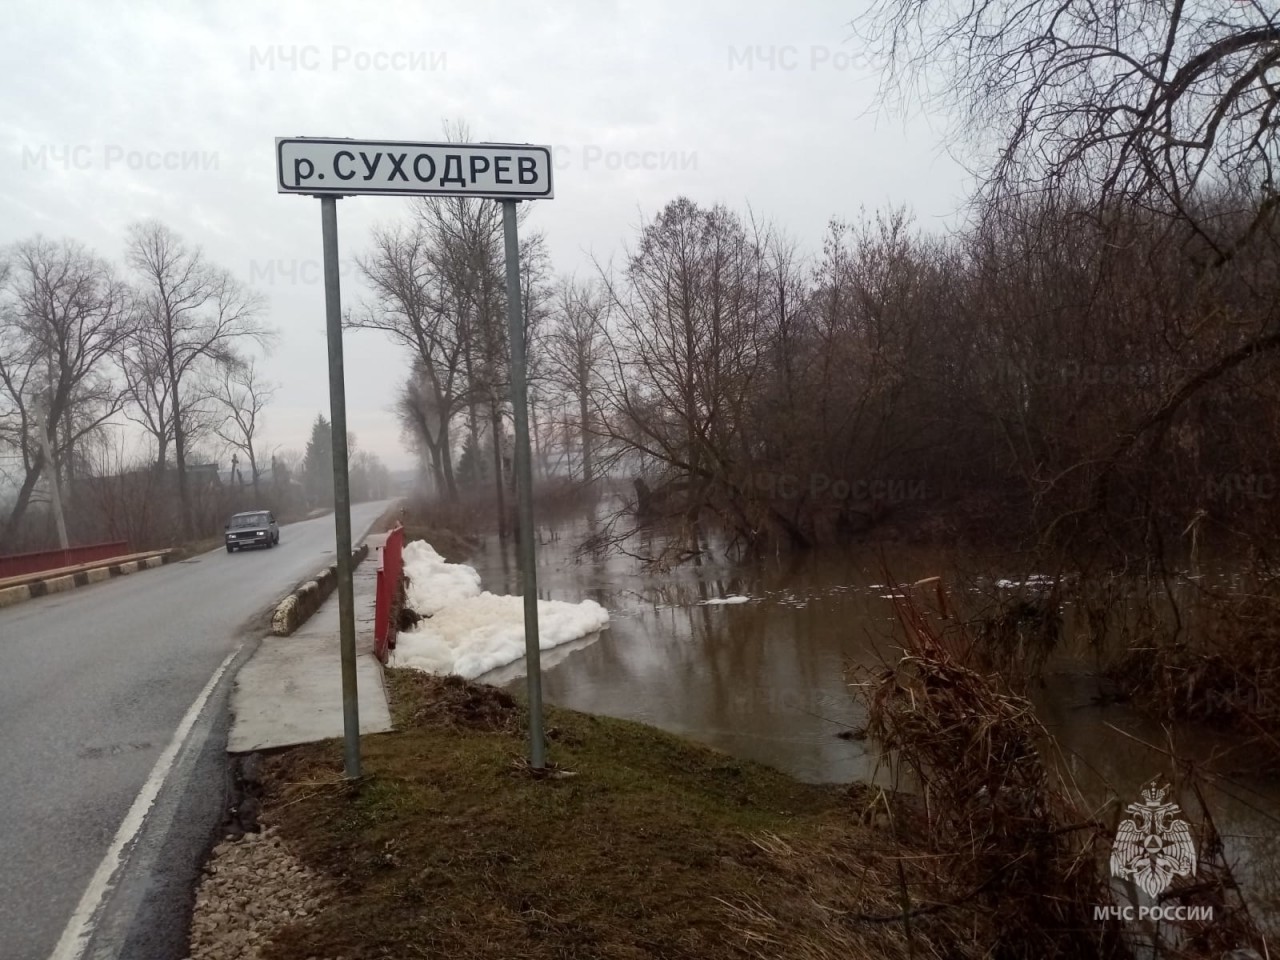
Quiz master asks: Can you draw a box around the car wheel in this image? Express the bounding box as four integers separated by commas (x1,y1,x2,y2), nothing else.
226,545,234,553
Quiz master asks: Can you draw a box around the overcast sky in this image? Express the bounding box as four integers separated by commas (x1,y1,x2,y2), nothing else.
1,0,970,471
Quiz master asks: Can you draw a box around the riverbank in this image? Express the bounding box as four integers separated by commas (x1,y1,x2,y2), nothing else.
192,670,973,960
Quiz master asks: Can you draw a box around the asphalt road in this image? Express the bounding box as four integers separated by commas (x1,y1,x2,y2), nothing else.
0,500,394,960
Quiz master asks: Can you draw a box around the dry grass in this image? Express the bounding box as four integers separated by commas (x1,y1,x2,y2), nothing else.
252,671,988,960
854,583,1269,959
1108,588,1280,759
856,589,1130,959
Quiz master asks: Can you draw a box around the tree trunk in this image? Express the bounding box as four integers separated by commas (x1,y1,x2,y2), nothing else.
169,360,192,538
0,457,43,547
530,396,546,480
490,404,507,539
579,389,592,483
427,441,447,495
154,435,168,477
462,312,481,468
441,421,459,500
173,411,191,539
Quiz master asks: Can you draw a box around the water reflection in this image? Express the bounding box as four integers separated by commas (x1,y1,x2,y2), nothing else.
467,511,1280,929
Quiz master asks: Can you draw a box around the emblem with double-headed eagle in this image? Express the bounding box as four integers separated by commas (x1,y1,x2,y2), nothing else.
1110,781,1197,898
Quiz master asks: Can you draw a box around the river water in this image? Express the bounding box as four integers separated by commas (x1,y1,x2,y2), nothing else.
466,510,1280,928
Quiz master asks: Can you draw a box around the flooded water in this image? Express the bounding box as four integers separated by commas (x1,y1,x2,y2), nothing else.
467,509,1280,929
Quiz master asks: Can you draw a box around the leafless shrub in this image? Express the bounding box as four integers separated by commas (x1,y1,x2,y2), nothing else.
853,585,1267,958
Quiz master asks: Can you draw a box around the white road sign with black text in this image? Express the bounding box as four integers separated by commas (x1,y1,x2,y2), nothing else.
276,139,554,199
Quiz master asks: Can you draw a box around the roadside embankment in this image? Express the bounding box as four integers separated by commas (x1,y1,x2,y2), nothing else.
189,669,943,960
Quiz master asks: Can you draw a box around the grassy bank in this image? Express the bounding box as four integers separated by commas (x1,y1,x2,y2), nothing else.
251,670,964,960
226,665,1268,959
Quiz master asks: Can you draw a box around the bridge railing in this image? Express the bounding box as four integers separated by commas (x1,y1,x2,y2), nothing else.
0,541,130,580
373,524,404,663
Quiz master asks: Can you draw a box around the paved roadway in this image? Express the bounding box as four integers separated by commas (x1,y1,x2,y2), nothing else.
0,501,394,960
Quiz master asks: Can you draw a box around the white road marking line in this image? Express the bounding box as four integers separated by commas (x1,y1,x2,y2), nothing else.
47,644,244,960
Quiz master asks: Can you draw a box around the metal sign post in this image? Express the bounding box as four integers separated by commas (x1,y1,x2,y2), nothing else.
277,137,555,772
320,195,361,780
501,199,545,768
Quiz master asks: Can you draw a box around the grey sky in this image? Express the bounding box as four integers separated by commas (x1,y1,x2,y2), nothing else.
1,0,969,470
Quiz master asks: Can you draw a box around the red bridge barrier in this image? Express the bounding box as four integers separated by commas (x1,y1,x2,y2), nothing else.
374,524,404,663
0,541,129,579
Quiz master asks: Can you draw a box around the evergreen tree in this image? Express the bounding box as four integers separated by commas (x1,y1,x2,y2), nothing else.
456,432,488,484
302,414,333,506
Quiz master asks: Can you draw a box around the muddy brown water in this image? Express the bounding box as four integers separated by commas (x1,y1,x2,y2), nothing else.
462,511,1280,929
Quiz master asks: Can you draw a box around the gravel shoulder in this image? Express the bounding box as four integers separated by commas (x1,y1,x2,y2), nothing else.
188,829,331,960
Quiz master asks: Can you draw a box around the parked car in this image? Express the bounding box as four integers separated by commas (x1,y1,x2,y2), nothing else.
224,510,280,552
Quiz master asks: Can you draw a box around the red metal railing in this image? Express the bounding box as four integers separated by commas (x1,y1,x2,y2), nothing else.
373,524,404,663
0,541,130,580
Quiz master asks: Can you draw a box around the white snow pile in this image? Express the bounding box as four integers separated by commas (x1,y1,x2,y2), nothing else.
391,540,610,679
699,595,752,605
401,540,483,615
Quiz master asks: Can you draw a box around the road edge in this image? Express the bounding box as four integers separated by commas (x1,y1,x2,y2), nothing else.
268,542,371,636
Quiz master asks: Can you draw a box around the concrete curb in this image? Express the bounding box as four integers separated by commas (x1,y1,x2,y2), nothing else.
269,542,370,636
0,551,174,610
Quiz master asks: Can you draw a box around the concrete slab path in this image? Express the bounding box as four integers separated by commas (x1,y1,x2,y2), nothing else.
228,533,393,753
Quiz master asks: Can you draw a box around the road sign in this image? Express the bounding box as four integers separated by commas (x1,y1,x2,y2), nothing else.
277,134,553,775
276,138,554,199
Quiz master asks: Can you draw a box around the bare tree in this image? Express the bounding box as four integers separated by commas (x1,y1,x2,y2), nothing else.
0,238,134,545
126,220,269,537
118,329,177,473
861,0,1280,546
118,331,219,474
417,191,509,523
212,357,275,496
351,224,463,499
544,277,610,482
863,0,1280,245
593,198,790,555
356,178,548,523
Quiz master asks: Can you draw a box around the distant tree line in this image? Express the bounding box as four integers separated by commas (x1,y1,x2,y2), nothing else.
0,222,279,551
588,193,1278,563
372,6,1279,563
365,186,1278,561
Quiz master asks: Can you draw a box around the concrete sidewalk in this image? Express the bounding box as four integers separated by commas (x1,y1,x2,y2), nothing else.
228,533,394,753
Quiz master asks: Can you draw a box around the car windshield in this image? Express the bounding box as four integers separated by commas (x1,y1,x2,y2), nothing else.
230,513,269,528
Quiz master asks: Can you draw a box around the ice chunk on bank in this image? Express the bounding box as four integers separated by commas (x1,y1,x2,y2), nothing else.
401,540,483,614
699,595,752,605
391,539,610,679
393,593,610,679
